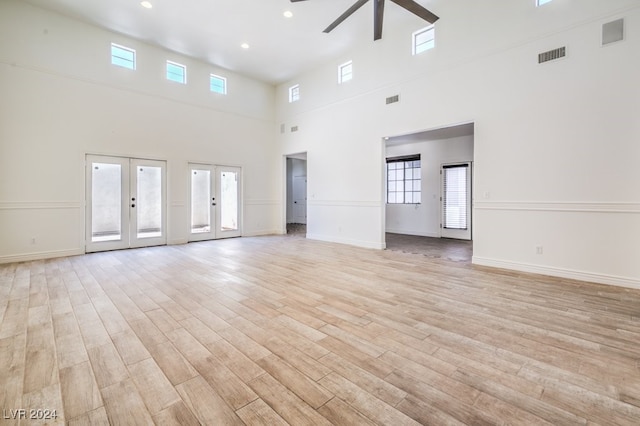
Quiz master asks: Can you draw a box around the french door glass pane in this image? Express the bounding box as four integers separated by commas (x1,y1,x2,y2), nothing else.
137,166,162,238
191,169,211,233
220,171,238,231
91,163,122,242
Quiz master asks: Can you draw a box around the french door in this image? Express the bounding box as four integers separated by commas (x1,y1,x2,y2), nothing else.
86,155,166,253
441,162,472,240
189,164,242,242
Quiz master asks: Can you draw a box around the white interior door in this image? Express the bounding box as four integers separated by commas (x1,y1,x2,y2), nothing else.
86,155,166,253
189,164,242,241
441,162,472,240
292,175,307,224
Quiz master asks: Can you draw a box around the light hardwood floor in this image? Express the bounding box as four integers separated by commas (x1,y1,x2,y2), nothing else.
1,235,639,425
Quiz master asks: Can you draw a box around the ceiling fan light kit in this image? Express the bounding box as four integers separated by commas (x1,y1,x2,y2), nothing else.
291,0,439,40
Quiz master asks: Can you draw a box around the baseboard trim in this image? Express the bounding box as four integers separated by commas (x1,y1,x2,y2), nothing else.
306,233,385,250
0,248,84,264
244,229,281,237
168,238,189,245
385,230,440,238
472,256,640,290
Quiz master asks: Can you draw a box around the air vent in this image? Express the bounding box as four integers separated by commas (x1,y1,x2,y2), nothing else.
538,47,566,64
602,18,624,45
386,94,400,105
291,125,299,133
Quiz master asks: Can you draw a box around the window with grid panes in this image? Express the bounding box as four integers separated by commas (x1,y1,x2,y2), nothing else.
210,74,227,94
166,61,186,84
412,25,435,55
386,156,421,204
111,43,136,70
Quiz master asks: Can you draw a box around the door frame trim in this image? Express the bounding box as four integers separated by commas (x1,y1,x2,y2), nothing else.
85,154,167,253
187,162,243,242
440,161,473,240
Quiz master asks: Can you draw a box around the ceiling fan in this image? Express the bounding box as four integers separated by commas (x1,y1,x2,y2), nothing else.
291,0,439,41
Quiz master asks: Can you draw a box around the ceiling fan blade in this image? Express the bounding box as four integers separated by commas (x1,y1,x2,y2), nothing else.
323,0,370,33
389,0,439,24
374,0,385,40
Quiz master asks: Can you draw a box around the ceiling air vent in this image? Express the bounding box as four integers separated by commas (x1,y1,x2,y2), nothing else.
386,94,400,105
538,46,566,64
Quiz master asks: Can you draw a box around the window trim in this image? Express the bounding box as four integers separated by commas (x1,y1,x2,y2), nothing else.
338,60,353,84
166,60,187,84
412,25,435,55
289,84,300,103
386,155,422,205
209,73,227,94
111,43,136,70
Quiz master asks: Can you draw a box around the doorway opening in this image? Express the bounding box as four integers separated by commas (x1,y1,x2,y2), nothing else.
285,153,307,237
383,122,474,261
188,163,242,242
85,155,167,253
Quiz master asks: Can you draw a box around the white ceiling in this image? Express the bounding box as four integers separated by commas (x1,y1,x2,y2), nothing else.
21,0,437,85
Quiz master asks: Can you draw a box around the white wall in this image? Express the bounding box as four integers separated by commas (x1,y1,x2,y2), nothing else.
0,0,280,263
386,135,474,237
276,0,640,287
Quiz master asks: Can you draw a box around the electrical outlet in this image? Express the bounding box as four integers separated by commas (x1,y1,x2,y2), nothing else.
536,246,543,255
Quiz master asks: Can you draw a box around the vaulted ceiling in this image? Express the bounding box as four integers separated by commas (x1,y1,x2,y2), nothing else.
21,0,438,84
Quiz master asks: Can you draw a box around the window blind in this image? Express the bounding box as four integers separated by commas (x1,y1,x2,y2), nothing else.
443,164,468,230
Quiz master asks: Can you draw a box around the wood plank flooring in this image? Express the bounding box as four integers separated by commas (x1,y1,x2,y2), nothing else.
1,235,639,425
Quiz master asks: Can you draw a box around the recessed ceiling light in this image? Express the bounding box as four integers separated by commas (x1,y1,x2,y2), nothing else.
140,1,153,9
241,43,250,49
283,11,293,18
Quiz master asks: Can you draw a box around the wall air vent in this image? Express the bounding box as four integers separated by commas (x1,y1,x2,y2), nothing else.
291,125,299,132
538,46,566,64
386,94,400,105
602,18,624,45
